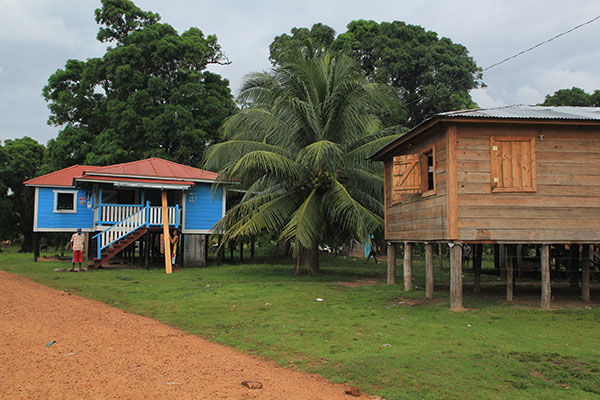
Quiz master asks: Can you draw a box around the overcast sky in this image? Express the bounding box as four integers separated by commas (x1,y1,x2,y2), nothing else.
1,0,599,145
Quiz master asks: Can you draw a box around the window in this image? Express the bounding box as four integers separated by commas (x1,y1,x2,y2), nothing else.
421,145,436,196
490,137,536,192
53,190,77,213
391,154,421,204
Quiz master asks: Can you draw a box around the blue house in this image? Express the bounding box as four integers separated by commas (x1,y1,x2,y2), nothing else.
25,158,226,268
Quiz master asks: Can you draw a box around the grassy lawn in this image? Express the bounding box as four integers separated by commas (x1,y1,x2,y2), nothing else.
1,247,599,399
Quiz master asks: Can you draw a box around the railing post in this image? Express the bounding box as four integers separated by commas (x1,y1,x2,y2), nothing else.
145,201,150,227
175,204,179,227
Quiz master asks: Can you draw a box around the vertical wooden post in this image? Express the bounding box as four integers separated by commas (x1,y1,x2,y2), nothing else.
144,232,150,269
473,244,482,293
230,242,234,261
438,243,443,269
217,235,223,266
251,238,255,261
582,244,591,302
161,191,172,274
506,244,514,302
569,244,580,288
450,244,463,310
403,242,413,291
33,232,39,262
425,243,434,299
240,239,244,262
541,244,551,309
386,242,396,285
83,232,90,263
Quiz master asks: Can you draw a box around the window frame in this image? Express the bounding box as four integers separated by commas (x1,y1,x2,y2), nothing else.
490,136,537,193
53,190,78,214
421,144,437,198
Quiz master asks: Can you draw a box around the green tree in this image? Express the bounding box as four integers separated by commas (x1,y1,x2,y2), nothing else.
0,138,46,252
269,23,336,64
42,0,235,171
541,87,600,107
270,20,482,126
205,51,402,275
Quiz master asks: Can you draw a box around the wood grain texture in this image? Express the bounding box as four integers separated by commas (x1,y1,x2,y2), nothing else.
425,243,434,299
541,244,551,309
386,242,396,285
446,125,458,240
403,242,413,291
450,244,462,310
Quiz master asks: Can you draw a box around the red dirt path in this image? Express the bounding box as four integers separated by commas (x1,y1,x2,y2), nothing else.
0,271,372,399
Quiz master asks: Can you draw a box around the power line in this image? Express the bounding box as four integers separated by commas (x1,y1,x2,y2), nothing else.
483,15,600,72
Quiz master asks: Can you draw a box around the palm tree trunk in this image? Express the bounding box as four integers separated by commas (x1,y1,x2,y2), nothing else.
307,244,320,275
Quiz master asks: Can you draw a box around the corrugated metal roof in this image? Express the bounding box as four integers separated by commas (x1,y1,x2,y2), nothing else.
438,105,600,120
24,165,100,187
82,158,219,181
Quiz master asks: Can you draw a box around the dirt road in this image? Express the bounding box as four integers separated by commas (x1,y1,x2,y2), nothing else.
0,271,368,399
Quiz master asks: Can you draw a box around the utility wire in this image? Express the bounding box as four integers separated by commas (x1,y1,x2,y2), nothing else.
483,15,600,71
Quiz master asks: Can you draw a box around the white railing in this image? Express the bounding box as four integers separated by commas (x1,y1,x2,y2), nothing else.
93,203,180,260
93,206,147,259
99,204,179,226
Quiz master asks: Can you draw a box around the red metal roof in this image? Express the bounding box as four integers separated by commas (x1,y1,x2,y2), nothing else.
24,165,100,187
77,176,195,186
24,158,220,187
82,158,219,181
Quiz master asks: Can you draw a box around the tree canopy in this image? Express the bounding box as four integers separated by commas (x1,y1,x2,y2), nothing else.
205,51,402,274
541,87,600,107
270,21,482,127
0,138,46,251
42,0,235,171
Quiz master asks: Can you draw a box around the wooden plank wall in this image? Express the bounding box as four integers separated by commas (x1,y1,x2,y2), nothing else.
385,127,448,241
456,123,600,243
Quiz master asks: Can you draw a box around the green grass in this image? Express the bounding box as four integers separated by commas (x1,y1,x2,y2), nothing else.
1,247,599,399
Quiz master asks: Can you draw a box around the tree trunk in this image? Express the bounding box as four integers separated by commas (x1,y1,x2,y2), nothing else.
307,244,320,275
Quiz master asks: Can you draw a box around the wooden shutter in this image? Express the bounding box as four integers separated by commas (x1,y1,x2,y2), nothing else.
392,154,422,203
490,137,536,192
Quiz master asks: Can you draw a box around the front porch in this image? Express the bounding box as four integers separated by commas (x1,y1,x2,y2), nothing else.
96,203,180,228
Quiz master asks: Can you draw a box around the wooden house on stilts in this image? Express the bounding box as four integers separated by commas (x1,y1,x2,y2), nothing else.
25,158,226,270
369,105,600,309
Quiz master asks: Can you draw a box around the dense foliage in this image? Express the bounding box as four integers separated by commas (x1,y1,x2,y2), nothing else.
270,20,482,126
205,51,402,274
42,0,235,171
0,138,45,251
541,87,600,107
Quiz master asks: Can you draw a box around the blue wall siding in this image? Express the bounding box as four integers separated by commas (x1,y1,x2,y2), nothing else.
184,184,223,231
37,187,95,230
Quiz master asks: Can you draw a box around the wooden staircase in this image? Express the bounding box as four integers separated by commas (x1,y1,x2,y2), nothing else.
88,227,148,270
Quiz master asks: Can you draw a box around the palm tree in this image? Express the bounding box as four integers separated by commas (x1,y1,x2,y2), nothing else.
205,51,403,274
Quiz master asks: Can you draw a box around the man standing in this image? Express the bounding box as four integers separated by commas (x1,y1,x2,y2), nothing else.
70,228,85,271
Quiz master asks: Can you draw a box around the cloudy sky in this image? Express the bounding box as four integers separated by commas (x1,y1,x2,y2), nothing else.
1,0,599,145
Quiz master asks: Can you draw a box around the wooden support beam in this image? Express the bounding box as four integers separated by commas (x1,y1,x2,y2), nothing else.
450,244,463,310
161,191,172,274
541,244,551,309
473,244,482,293
582,244,591,302
144,232,150,269
425,243,434,299
506,245,514,302
386,242,396,285
403,242,413,291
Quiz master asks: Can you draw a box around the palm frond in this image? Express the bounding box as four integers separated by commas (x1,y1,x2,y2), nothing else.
323,180,382,240
280,189,323,248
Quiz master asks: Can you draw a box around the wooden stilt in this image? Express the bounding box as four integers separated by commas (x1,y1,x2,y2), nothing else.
473,244,482,293
403,242,413,291
251,238,255,261
425,243,434,299
161,191,172,274
541,244,551,309
438,243,443,269
144,232,150,269
240,239,244,262
386,242,396,285
582,244,591,302
33,232,39,262
450,244,463,310
506,244,514,302
569,245,580,288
